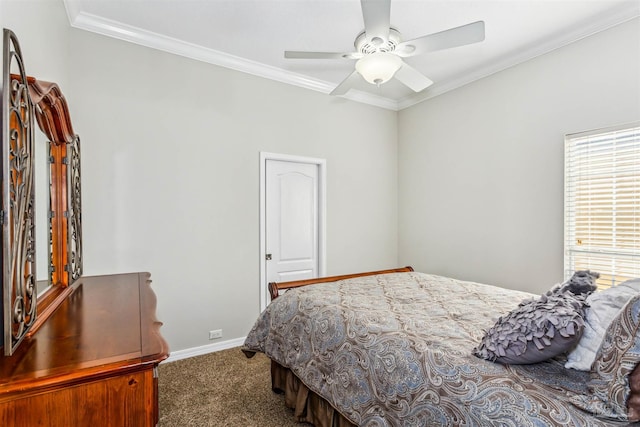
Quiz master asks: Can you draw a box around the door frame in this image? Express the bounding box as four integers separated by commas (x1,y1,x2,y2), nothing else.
259,152,326,312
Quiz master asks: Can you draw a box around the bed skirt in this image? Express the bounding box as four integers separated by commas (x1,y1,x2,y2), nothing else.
271,360,357,427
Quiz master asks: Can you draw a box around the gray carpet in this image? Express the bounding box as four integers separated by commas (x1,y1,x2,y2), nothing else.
158,347,311,426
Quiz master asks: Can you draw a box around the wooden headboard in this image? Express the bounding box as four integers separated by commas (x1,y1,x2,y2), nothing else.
268,266,414,300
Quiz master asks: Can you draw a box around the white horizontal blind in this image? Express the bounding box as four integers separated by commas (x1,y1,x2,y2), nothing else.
564,123,640,289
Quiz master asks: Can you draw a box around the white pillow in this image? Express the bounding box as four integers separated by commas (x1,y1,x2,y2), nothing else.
565,278,640,371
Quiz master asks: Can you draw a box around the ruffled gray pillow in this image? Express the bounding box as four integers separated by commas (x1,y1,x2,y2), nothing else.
473,271,598,365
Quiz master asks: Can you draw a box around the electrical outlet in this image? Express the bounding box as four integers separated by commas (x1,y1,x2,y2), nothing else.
209,329,223,340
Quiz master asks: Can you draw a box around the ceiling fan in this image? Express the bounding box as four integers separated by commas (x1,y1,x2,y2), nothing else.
285,0,485,96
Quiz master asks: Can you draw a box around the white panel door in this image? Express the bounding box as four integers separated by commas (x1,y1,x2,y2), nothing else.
266,160,319,286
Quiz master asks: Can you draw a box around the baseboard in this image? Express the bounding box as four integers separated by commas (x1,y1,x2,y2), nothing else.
162,337,247,363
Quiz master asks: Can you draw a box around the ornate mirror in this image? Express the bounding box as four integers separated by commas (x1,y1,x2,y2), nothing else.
1,29,82,355
0,29,37,355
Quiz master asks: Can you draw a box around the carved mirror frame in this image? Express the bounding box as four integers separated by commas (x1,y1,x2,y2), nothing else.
1,29,82,355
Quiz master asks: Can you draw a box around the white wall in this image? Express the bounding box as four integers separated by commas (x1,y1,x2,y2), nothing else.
2,0,398,352
4,1,638,353
398,18,640,294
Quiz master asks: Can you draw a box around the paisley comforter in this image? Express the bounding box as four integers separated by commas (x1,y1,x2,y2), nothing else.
243,271,630,426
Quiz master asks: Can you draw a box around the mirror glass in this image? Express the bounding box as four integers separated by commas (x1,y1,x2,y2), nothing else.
34,128,51,297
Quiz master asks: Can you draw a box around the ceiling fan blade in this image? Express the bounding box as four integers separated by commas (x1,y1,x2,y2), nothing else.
330,71,361,96
285,51,361,60
394,62,433,92
361,0,391,41
397,21,485,57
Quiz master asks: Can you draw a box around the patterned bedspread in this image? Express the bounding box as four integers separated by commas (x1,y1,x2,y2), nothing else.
243,272,629,426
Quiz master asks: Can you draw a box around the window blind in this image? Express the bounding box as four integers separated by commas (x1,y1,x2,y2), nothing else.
564,123,640,289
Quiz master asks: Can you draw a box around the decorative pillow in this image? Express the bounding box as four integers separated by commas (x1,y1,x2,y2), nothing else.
565,278,640,371
473,271,598,365
570,294,640,421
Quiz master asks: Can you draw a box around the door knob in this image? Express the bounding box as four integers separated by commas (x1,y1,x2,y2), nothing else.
266,253,272,260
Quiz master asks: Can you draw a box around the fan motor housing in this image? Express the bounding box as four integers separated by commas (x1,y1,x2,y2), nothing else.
355,28,401,54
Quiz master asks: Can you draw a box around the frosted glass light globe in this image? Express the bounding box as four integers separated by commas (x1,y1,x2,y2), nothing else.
355,52,402,86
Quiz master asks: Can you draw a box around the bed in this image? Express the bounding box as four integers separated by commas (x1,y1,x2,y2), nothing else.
243,267,640,426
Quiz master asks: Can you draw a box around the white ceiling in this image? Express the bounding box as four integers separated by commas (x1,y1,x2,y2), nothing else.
63,0,640,110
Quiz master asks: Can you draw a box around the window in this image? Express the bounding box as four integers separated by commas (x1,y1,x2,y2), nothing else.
564,123,640,289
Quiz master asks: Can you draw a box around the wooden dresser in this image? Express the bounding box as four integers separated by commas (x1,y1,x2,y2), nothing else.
0,272,169,427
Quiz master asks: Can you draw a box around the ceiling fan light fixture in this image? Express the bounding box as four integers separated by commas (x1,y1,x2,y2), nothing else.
355,52,402,86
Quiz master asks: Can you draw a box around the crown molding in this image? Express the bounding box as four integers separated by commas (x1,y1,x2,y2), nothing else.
63,6,400,111
64,1,638,112
398,3,640,110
